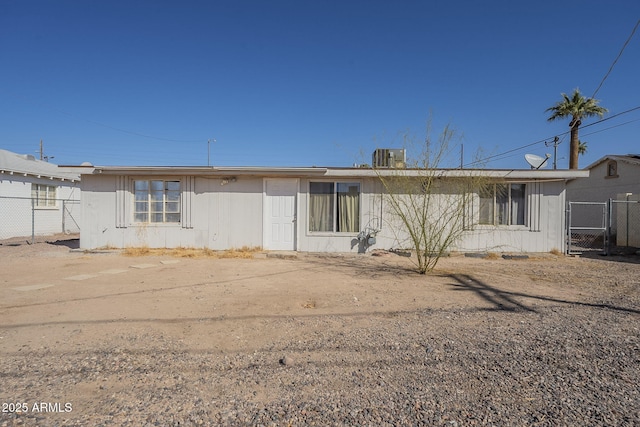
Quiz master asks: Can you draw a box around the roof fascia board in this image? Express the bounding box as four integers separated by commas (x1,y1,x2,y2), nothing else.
88,166,588,180
324,168,589,179
90,166,329,177
0,170,78,182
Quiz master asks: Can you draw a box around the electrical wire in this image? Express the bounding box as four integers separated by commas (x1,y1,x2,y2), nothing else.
475,20,640,169
592,19,640,98
463,105,640,167
581,118,640,137
1,90,206,144
581,105,640,129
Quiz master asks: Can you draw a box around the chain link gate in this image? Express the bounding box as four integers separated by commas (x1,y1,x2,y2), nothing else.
62,199,81,234
567,201,607,255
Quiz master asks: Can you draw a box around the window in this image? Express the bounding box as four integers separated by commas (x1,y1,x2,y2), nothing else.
606,161,618,178
309,182,360,233
134,180,180,223
479,184,525,226
31,184,57,207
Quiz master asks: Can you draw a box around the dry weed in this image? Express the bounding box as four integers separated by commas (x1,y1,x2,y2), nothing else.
302,300,316,309
123,246,262,259
218,246,262,259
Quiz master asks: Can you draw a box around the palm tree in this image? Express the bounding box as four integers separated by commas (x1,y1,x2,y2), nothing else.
578,140,587,156
546,89,607,169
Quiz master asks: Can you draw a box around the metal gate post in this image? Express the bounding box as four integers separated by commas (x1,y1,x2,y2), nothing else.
607,198,612,256
566,203,572,254
31,197,35,244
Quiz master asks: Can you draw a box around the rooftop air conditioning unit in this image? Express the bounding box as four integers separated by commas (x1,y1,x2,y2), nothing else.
372,148,406,168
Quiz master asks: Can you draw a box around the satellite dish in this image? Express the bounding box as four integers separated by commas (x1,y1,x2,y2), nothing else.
524,153,550,169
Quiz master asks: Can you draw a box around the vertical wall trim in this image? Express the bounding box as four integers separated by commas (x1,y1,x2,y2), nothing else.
115,175,129,228
527,181,541,232
181,176,195,229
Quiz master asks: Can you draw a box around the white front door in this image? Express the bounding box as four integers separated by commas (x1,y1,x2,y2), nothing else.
264,179,297,250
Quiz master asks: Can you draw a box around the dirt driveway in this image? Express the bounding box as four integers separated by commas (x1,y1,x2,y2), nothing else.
1,239,639,426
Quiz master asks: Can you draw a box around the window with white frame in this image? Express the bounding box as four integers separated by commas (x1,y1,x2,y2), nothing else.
134,180,181,223
309,182,360,233
31,184,57,208
479,183,525,226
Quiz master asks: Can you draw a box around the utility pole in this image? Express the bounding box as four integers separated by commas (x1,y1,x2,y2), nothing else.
545,136,561,170
37,140,54,162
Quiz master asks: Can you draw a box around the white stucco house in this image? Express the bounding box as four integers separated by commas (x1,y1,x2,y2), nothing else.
77,163,587,254
566,154,640,202
0,149,81,240
567,154,640,248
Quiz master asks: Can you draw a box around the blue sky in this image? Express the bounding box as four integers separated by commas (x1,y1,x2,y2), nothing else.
1,1,639,169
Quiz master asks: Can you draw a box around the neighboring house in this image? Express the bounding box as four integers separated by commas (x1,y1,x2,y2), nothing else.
567,154,640,248
0,149,81,240
566,154,640,202
78,164,587,254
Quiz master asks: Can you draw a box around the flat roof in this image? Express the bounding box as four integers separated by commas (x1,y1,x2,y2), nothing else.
80,165,589,180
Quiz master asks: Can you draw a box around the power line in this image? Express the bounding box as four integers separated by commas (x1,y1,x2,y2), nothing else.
65,112,205,143
581,118,640,137
581,105,640,129
592,19,640,98
464,137,550,167
2,90,205,144
464,105,640,168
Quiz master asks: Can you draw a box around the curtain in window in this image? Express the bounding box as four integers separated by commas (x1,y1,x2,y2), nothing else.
309,182,333,232
510,184,525,225
337,183,359,232
496,184,509,225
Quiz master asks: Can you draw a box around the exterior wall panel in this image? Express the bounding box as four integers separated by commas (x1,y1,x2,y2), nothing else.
80,171,570,253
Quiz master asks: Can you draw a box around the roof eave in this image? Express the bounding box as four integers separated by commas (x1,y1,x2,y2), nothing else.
85,166,588,180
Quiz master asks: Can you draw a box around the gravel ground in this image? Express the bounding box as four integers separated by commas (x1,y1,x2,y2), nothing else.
0,241,639,426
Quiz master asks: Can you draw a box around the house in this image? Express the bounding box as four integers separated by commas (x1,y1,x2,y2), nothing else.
0,149,81,240
567,154,640,202
566,154,640,249
78,163,587,254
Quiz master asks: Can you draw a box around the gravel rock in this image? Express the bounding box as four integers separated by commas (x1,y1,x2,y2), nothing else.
2,302,639,426
1,244,639,426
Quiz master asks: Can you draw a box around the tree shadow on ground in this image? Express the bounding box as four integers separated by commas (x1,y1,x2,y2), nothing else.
448,273,640,315
300,252,417,278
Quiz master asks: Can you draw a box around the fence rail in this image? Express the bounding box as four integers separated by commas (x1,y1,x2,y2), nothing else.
0,196,80,243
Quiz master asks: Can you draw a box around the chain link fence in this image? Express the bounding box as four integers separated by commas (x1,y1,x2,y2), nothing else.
567,201,607,255
567,196,640,256
0,196,80,243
